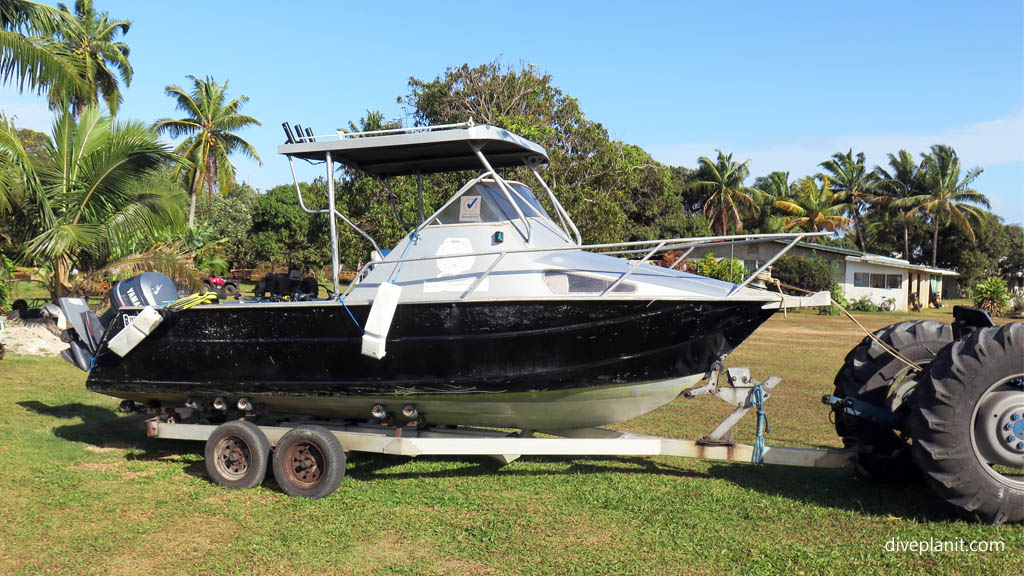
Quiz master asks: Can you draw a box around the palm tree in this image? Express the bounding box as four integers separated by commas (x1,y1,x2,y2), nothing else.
155,75,262,228
757,170,793,200
0,0,86,99
47,0,132,116
689,150,760,236
872,150,923,259
819,149,874,252
0,105,186,300
773,176,852,235
913,145,989,267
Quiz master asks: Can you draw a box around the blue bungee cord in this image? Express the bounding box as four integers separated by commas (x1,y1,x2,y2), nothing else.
337,230,421,333
752,383,771,464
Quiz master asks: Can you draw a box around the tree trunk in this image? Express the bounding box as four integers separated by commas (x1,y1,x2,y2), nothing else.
851,202,866,252
187,167,204,228
932,219,940,267
903,212,910,260
188,192,198,228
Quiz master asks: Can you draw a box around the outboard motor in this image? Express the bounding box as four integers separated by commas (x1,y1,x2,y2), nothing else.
58,272,179,372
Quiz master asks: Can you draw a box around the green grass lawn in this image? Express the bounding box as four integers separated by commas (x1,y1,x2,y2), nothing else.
0,307,1021,575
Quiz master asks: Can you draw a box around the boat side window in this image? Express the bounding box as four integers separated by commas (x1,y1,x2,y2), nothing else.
543,270,636,294
431,181,552,225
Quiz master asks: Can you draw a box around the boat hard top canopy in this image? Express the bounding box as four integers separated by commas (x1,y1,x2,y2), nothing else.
279,121,548,176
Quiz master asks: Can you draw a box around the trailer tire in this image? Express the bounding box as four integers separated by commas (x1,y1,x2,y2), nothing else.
204,420,270,489
833,320,953,483
909,323,1024,525
272,425,346,499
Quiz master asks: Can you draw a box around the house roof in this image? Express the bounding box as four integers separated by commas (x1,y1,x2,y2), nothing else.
774,240,959,276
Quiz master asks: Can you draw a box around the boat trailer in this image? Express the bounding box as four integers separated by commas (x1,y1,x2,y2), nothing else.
144,365,855,495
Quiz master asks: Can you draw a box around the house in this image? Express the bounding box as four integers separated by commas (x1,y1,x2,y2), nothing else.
691,240,959,312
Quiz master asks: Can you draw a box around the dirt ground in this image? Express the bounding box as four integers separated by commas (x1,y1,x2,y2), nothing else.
0,319,67,357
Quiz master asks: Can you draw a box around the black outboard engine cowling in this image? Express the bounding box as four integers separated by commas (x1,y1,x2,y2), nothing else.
58,272,179,372
108,271,179,312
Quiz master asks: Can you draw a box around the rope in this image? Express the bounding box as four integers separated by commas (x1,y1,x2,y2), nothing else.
752,384,770,464
773,280,923,372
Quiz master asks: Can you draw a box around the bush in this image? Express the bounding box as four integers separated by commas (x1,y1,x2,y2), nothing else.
771,256,836,292
818,283,846,316
846,296,880,313
973,277,1011,317
692,252,745,283
0,253,14,314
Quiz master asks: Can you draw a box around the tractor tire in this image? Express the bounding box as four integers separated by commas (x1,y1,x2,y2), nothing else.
833,320,953,483
909,323,1024,525
223,283,239,299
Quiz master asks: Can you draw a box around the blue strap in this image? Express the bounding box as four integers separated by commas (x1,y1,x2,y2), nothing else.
752,384,771,464
338,297,362,333
390,230,420,284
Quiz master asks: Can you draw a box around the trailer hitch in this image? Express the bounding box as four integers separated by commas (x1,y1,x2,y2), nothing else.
821,395,906,429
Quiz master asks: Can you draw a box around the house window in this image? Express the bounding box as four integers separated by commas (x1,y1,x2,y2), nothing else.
871,274,887,289
854,273,869,287
886,274,902,289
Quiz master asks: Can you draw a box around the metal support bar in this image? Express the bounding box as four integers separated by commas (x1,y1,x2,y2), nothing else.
727,234,806,297
330,121,473,141
289,157,329,215
821,395,907,428
601,241,666,296
526,160,581,245
326,152,340,296
415,172,425,223
472,147,532,242
668,246,695,270
461,252,506,299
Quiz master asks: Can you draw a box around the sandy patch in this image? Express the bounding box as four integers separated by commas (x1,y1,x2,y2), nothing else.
0,321,67,357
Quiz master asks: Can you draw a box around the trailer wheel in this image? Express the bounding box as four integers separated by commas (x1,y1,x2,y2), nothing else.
910,323,1024,525
833,320,953,482
272,425,346,498
204,420,270,489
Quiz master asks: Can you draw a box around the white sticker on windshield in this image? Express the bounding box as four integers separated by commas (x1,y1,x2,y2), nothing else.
459,195,482,222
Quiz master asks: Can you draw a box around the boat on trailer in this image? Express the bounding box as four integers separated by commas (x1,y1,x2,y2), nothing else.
59,122,827,431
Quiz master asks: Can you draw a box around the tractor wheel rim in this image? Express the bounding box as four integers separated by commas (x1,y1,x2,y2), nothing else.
971,375,1024,489
214,436,250,481
283,441,325,488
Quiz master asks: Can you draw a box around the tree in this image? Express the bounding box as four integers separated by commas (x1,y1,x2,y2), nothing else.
871,150,923,259
0,105,186,300
403,60,697,244
688,151,759,236
819,149,873,252
914,144,989,267
0,0,86,101
773,176,852,235
155,75,261,228
42,0,131,116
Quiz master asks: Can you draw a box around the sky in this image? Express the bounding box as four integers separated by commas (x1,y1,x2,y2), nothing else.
3,0,1023,224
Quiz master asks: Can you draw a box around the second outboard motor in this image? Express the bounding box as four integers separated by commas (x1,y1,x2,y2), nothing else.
108,271,179,311
58,272,179,372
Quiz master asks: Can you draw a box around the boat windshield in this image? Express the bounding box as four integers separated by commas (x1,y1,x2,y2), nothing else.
430,180,552,225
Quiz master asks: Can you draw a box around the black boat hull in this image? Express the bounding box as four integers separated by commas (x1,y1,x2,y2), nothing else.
88,299,774,428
